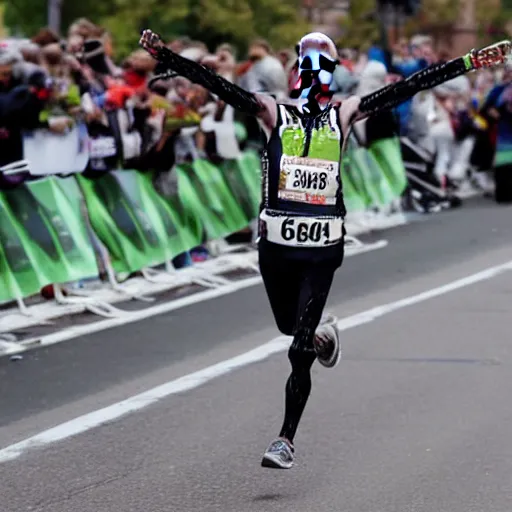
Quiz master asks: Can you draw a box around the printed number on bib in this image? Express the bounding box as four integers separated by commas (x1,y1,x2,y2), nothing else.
279,156,339,205
292,168,328,191
280,218,331,244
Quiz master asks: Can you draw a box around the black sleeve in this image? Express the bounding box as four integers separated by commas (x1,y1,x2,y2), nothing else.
359,58,467,116
149,46,264,117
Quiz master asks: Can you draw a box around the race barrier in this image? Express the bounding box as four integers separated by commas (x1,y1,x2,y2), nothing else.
0,134,407,334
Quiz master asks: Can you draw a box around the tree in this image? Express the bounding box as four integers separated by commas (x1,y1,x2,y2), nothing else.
338,0,381,50
99,0,192,58
0,2,8,38
4,0,116,38
4,0,47,36
102,0,309,57
474,0,508,46
4,0,309,59
377,0,421,16
192,0,309,50
403,0,505,49
402,0,461,36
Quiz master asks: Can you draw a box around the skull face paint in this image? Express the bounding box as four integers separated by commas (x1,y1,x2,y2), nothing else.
291,32,339,115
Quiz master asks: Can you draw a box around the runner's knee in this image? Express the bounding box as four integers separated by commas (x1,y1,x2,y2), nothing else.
288,342,316,370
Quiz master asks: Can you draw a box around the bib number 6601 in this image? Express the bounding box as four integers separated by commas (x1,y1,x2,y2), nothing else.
280,218,330,243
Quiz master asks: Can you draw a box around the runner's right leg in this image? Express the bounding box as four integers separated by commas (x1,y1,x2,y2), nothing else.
258,242,343,468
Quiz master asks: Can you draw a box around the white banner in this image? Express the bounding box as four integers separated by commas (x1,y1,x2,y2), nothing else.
201,104,241,159
22,123,90,176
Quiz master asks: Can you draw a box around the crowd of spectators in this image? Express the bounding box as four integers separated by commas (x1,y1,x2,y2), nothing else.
0,19,511,266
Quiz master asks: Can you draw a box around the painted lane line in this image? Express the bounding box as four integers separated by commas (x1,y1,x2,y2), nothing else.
0,240,387,358
1,258,511,465
0,340,25,355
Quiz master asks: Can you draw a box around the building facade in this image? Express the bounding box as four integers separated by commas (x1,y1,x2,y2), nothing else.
305,0,504,56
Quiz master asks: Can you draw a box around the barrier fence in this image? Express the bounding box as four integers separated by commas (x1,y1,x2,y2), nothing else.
0,134,407,332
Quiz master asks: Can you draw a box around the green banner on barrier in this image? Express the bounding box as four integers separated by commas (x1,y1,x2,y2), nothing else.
351,144,395,207
32,177,100,281
341,156,367,213
134,172,192,257
494,145,512,167
176,158,250,240
153,168,205,250
173,164,223,241
342,140,372,210
221,157,260,221
342,136,402,210
238,150,262,209
77,171,193,274
0,178,99,302
0,143,409,303
192,158,250,232
0,193,47,302
368,137,407,198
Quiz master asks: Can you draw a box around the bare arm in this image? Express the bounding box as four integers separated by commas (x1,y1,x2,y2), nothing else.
254,93,278,139
337,95,363,139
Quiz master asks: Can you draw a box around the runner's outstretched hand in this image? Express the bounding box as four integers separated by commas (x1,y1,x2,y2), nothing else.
139,29,164,57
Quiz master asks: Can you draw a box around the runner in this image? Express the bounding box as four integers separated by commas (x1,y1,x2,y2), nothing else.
139,30,510,469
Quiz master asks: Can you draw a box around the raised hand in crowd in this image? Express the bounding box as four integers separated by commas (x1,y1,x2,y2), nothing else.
47,115,74,134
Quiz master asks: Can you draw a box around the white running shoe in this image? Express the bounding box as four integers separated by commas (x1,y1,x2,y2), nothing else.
314,314,341,368
261,438,295,469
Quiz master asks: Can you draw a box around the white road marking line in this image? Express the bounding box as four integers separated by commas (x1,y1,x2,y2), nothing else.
1,258,511,465
0,340,25,355
0,241,387,358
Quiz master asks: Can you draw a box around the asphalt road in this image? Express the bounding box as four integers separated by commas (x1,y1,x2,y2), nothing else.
1,197,512,512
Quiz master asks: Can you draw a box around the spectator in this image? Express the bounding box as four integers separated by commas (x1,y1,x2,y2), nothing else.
31,27,60,48
68,18,103,42
167,37,192,54
392,37,411,65
432,74,474,185
0,48,71,186
19,42,43,65
239,39,288,99
354,60,399,145
332,63,359,98
470,70,497,172
481,64,512,202
214,44,237,82
0,19,499,272
390,35,431,134
180,43,208,63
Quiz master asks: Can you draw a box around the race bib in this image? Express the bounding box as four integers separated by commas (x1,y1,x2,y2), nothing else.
278,156,339,205
261,211,343,248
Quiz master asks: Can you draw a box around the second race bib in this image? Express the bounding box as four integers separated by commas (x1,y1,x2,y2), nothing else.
278,156,339,205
